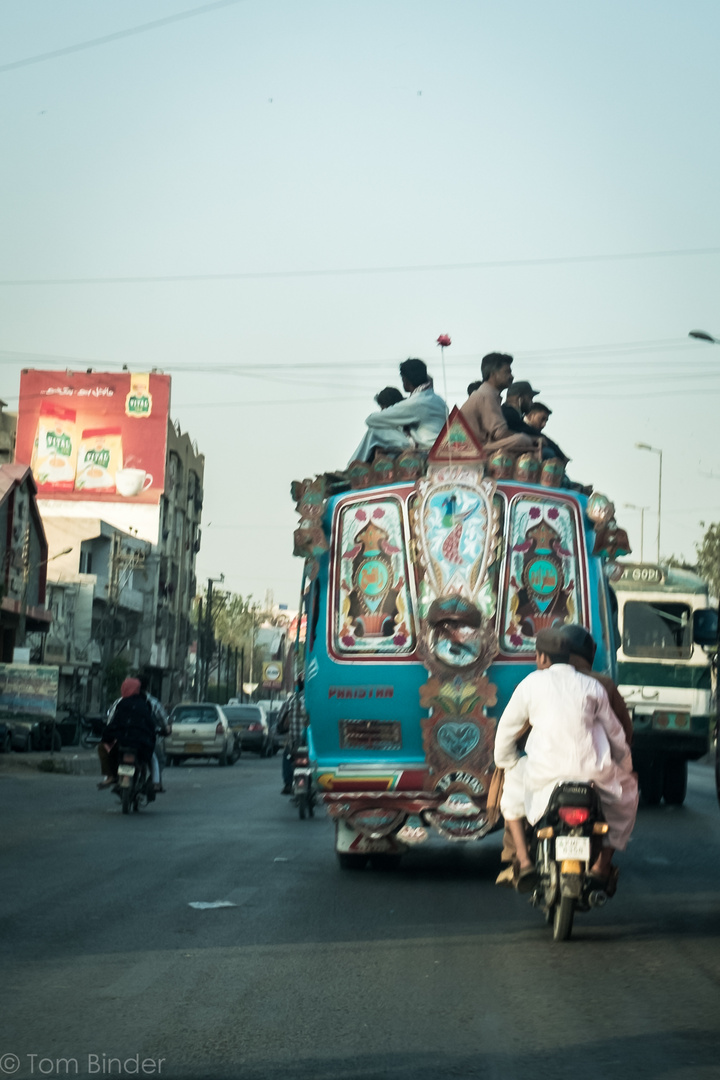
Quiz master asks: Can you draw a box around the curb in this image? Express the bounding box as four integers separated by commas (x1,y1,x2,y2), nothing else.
0,749,99,777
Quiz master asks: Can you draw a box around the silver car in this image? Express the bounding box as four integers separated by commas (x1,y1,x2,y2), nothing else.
165,703,239,766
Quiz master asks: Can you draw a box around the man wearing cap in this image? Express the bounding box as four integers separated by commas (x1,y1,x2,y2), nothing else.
493,626,638,891
461,353,540,453
502,380,542,435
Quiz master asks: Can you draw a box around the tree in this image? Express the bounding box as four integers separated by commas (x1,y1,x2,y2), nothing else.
696,522,720,599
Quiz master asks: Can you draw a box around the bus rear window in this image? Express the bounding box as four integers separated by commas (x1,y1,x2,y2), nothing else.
622,601,692,659
499,494,585,654
333,496,415,657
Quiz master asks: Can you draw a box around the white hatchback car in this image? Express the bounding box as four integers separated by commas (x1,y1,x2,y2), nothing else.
165,703,239,767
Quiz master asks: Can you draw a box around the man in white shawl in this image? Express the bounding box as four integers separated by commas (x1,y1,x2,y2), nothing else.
495,627,638,891
349,358,447,464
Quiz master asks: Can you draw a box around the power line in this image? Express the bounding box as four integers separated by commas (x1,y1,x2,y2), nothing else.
0,0,248,74
1,247,719,286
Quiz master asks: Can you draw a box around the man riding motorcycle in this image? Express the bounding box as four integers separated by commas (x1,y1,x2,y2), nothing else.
97,677,157,792
494,626,639,892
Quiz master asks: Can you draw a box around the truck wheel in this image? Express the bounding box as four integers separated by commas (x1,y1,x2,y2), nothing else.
337,852,368,870
639,760,664,806
663,759,688,806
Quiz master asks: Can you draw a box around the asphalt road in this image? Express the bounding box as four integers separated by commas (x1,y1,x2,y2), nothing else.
1,750,719,1080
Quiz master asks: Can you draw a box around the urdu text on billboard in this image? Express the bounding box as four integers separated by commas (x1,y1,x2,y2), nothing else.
16,370,171,506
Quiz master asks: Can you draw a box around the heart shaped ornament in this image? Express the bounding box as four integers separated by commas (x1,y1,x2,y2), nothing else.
436,721,481,761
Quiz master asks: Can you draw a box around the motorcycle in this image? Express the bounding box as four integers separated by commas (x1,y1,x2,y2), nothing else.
116,746,153,815
530,781,616,941
292,744,316,820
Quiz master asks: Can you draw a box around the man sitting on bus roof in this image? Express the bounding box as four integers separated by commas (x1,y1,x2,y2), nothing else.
349,358,447,464
461,353,540,454
524,401,569,464
502,380,542,435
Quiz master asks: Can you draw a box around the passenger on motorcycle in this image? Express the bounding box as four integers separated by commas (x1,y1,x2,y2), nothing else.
277,678,307,795
494,628,638,891
97,678,157,791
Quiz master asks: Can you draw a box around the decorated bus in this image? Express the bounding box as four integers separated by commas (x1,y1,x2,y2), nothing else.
613,562,716,806
292,409,630,867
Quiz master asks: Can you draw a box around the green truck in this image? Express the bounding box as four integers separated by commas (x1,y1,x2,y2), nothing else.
613,563,717,805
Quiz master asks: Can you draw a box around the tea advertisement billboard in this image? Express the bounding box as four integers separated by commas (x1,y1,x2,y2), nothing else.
16,370,171,507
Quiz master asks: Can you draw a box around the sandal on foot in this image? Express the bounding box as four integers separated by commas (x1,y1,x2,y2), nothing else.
515,865,539,894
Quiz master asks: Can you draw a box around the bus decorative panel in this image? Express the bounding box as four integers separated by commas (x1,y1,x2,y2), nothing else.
335,499,414,656
501,496,583,652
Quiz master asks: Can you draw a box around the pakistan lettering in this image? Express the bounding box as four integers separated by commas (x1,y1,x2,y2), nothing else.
46,432,72,456
328,686,394,699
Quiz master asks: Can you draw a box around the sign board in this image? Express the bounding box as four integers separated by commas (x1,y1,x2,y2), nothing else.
17,369,171,505
617,564,666,587
0,664,59,720
262,661,283,689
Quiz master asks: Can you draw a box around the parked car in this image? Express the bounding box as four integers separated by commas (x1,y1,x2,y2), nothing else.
11,718,61,752
223,704,275,756
0,719,13,753
165,703,238,766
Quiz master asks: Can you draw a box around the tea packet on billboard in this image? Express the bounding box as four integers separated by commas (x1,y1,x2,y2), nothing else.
31,403,78,492
75,427,123,494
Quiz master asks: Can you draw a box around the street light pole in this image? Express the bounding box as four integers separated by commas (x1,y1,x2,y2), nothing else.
624,503,650,563
635,443,663,563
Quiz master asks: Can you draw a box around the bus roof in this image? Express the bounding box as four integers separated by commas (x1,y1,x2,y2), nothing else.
613,562,708,595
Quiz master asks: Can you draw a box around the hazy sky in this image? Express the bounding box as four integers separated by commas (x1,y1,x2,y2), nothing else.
2,0,720,604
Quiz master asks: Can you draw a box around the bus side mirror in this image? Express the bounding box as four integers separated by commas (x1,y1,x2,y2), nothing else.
693,609,718,648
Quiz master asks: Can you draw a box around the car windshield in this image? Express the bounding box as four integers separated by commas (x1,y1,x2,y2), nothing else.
172,707,218,724
224,706,263,722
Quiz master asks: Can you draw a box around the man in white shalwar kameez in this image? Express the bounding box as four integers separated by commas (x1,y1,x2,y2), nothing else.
349,358,447,464
495,628,638,890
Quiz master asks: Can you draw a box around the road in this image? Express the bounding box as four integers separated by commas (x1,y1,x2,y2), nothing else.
1,751,719,1080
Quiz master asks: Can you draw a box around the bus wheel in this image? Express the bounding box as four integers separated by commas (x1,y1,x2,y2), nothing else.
639,760,664,806
663,759,688,806
337,852,368,871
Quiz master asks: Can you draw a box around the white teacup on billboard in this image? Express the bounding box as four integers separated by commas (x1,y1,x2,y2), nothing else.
116,468,153,497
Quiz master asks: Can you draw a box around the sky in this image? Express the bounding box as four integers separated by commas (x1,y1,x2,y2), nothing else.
1,0,720,605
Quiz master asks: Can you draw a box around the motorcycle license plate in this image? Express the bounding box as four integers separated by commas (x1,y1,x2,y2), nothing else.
117,764,135,777
184,742,204,753
555,836,591,861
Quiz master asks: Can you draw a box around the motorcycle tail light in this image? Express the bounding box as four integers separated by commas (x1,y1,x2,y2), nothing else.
122,753,136,764
248,723,261,732
296,756,309,766
215,722,224,735
558,807,590,827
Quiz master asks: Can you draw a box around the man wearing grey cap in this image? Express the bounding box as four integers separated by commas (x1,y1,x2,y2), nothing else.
501,379,541,435
494,626,639,891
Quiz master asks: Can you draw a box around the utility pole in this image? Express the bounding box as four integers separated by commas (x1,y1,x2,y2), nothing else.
202,574,224,700
16,524,31,650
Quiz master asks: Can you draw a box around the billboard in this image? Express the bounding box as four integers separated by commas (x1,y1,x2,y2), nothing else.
16,370,171,507
0,663,59,721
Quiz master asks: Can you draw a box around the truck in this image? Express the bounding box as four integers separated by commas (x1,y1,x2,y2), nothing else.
613,562,717,806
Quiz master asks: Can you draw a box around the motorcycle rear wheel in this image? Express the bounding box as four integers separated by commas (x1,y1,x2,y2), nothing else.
121,787,131,815
552,896,575,941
